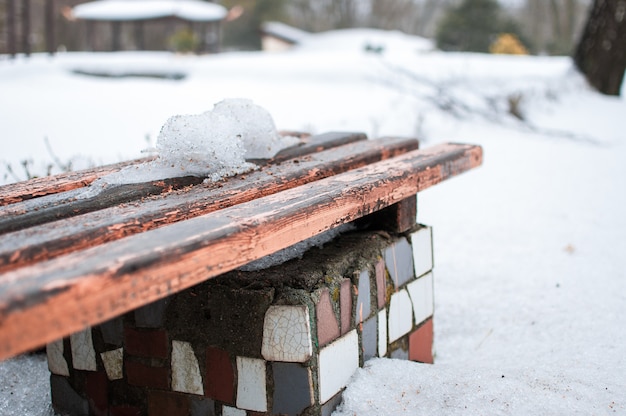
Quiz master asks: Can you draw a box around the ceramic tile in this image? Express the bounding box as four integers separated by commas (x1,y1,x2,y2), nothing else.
388,290,413,343
134,298,169,328
354,270,371,325
100,317,124,347
378,309,388,357
124,327,168,359
50,374,89,415
384,238,415,289
125,360,169,389
361,316,377,362
101,347,124,380
222,406,246,416
375,259,387,308
84,371,108,415
261,305,312,362
47,339,69,377
320,391,344,416
316,288,340,348
409,318,434,364
272,362,314,415
70,328,97,371
318,329,359,403
205,347,234,403
411,226,433,278
406,272,434,326
147,391,190,416
340,278,352,335
190,397,215,416
172,340,204,395
236,357,267,412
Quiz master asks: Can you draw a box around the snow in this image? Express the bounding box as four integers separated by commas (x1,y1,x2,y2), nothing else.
1,27,625,415
72,0,227,22
86,98,297,191
260,21,310,44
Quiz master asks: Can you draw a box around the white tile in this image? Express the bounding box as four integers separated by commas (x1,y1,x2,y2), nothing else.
388,290,413,343
236,356,267,412
171,340,204,395
46,339,69,376
101,348,124,380
70,328,97,371
377,309,388,357
318,329,359,403
411,226,433,278
261,305,313,362
406,272,434,326
222,405,246,416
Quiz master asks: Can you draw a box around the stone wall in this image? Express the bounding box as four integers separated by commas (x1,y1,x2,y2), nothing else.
47,225,435,416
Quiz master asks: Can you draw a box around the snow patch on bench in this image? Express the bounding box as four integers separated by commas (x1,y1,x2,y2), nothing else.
85,99,299,195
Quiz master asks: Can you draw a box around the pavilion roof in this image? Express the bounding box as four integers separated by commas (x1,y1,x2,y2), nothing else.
72,0,228,22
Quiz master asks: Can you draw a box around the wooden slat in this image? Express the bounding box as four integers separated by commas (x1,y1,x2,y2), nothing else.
0,156,155,206
0,132,364,209
0,132,368,234
0,143,482,360
0,137,418,272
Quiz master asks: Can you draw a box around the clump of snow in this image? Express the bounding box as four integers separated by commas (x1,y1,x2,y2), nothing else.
86,99,298,193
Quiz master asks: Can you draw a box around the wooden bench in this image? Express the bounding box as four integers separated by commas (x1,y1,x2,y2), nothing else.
0,132,482,415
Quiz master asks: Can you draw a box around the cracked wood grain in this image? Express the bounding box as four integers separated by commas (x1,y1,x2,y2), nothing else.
0,137,418,273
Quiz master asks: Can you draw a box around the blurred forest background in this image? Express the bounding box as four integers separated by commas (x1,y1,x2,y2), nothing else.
0,0,592,56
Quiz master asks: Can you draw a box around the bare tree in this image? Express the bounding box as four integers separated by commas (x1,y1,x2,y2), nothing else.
574,0,626,96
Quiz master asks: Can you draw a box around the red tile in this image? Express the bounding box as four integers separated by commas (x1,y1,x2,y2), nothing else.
375,259,387,309
205,347,234,404
124,327,169,359
316,288,340,347
125,360,169,390
84,371,108,416
148,391,190,416
409,318,434,364
109,405,142,416
340,278,353,335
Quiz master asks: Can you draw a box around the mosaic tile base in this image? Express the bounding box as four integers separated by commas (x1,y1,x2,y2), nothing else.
48,226,434,416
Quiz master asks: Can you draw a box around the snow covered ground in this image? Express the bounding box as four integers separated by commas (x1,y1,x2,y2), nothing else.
1,29,625,415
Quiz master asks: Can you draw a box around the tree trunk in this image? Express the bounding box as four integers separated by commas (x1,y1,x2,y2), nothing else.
7,0,16,57
574,0,626,96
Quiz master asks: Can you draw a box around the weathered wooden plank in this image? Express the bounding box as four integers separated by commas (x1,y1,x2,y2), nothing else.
0,132,368,234
0,157,155,206
0,137,418,272
0,143,482,360
271,131,366,162
0,176,205,235
0,131,363,209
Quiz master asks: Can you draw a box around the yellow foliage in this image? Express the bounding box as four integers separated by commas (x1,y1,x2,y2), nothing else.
490,33,529,55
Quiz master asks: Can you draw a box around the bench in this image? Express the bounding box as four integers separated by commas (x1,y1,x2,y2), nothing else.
0,132,482,415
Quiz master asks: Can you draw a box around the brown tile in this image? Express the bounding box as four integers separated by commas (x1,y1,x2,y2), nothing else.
340,278,353,335
205,347,235,404
148,391,191,416
316,289,340,347
125,360,169,390
409,318,434,364
375,259,387,309
84,371,108,416
124,327,169,359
